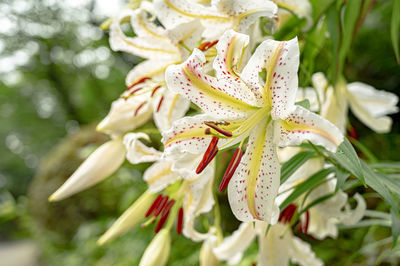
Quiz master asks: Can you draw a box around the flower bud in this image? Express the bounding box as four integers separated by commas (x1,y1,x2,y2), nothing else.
49,138,126,201
97,191,156,246
200,238,220,266
139,229,170,266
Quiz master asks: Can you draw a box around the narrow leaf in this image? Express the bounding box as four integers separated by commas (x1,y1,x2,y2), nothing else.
280,151,316,184
391,0,400,63
280,168,334,211
391,208,400,247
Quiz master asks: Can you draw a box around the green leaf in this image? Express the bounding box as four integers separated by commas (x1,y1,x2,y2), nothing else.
391,208,400,247
330,138,365,184
372,162,400,173
391,0,400,64
335,167,350,191
280,151,316,184
295,99,311,110
338,0,362,74
326,4,341,83
349,136,378,163
280,167,335,211
362,161,399,211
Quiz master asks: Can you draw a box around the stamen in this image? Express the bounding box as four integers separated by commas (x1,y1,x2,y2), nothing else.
204,122,233,137
134,101,147,116
153,195,169,217
199,40,218,51
278,203,297,224
219,148,243,191
145,194,163,217
126,77,151,90
151,85,162,97
196,137,219,174
176,207,183,234
156,96,164,112
303,210,310,234
155,199,175,233
204,128,211,135
178,41,192,53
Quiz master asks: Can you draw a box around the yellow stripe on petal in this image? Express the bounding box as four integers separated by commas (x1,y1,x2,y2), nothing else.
280,119,339,146
146,164,173,185
182,65,257,111
263,43,283,105
246,121,268,220
167,94,180,123
164,0,230,20
136,13,166,39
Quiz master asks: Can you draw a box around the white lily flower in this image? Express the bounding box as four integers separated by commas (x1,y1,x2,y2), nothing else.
139,228,171,266
153,0,278,40
163,30,343,223
213,222,323,266
49,138,126,202
299,72,399,133
200,234,220,266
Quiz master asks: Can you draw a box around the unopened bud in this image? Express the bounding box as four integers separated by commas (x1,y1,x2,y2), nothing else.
139,229,170,266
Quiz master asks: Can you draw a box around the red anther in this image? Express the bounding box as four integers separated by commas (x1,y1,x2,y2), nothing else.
196,137,219,174
219,148,243,191
129,87,143,95
134,101,147,116
156,96,164,112
177,207,184,234
204,122,233,137
348,125,358,140
153,196,169,217
303,210,310,234
126,77,151,91
205,40,218,50
145,195,163,217
279,204,297,224
151,85,162,97
204,128,211,135
155,199,175,233
199,41,211,51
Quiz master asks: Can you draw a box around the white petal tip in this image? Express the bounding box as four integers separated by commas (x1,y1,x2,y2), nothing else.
48,191,61,202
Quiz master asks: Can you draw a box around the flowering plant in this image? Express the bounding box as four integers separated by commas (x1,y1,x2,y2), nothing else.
49,0,400,265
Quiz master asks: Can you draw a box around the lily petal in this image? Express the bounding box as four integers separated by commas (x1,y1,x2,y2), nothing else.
347,82,399,133
130,3,168,40
125,60,174,85
275,105,344,153
162,113,240,156
339,193,366,225
213,30,262,106
213,222,257,262
153,0,229,30
166,48,259,119
153,88,190,132
214,0,278,34
228,122,280,223
289,237,323,266
49,139,126,201
123,133,162,164
258,223,291,266
110,9,180,61
241,38,299,119
97,94,153,137
143,160,180,193
183,160,215,241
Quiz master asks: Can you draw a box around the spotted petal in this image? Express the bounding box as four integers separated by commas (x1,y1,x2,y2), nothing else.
228,122,280,223
96,93,153,137
347,82,399,133
275,105,344,153
241,38,300,119
213,30,262,106
165,48,259,120
153,88,191,132
162,113,241,155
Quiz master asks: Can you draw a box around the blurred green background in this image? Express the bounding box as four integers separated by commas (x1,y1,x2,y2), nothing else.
0,0,399,265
